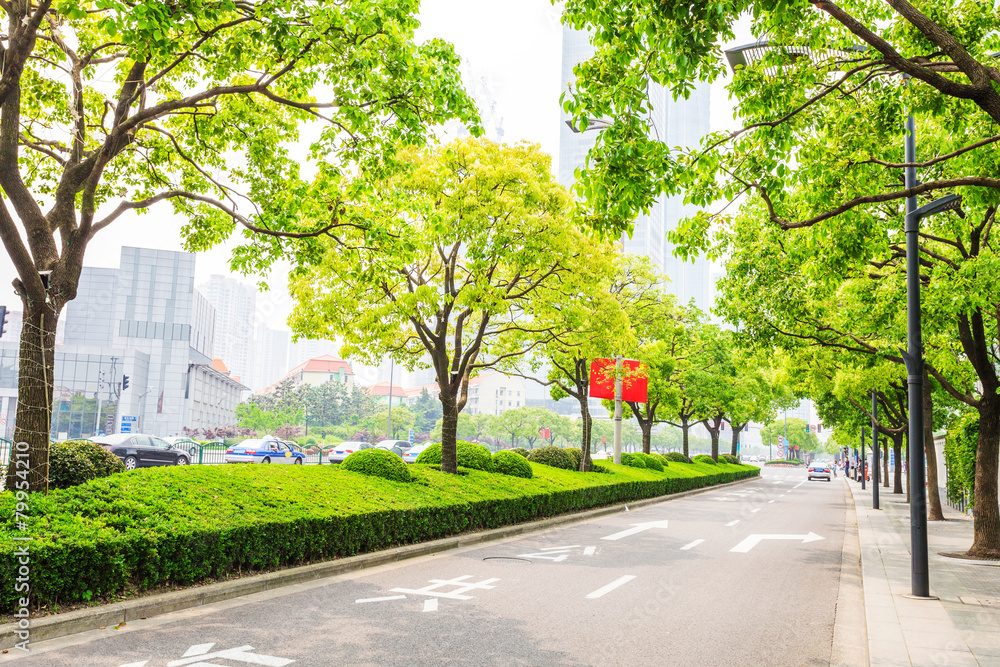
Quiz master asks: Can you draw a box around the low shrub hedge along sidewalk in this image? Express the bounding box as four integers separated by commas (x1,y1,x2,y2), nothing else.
0,460,758,613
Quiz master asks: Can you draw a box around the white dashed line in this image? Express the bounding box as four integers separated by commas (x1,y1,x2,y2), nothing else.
751,508,761,513
794,481,805,489
583,546,596,556
768,500,775,504
586,575,637,599
423,598,438,612
355,595,407,604
726,520,740,527
680,539,705,551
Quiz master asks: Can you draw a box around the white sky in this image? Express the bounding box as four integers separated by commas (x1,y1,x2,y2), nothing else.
0,3,753,328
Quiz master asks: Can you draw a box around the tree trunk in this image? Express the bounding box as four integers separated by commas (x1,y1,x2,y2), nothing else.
682,421,690,458
439,394,459,474
923,374,944,520
710,428,719,461
5,300,58,493
892,433,903,495
883,440,890,488
641,422,652,455
967,395,1000,558
578,395,592,471
731,426,740,457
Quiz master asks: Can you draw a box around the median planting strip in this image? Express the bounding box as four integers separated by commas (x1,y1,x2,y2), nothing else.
1,460,757,648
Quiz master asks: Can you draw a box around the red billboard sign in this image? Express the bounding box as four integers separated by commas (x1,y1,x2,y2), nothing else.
588,358,648,403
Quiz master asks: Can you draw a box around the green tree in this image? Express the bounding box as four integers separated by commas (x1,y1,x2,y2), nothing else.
412,389,443,434
0,0,479,492
235,404,303,437
289,138,604,474
561,0,1000,559
364,406,415,441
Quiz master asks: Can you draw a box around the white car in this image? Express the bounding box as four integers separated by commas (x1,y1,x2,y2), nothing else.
225,438,306,464
402,442,434,464
328,441,371,464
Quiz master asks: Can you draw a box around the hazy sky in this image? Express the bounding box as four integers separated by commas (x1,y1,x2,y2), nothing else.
0,3,753,328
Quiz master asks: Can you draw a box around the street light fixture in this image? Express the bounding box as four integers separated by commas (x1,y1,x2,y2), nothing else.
564,118,612,134
723,41,964,600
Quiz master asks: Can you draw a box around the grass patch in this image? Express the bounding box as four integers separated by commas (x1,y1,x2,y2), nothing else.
0,460,757,613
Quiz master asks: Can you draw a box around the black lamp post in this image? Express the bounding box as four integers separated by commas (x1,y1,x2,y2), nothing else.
872,390,879,510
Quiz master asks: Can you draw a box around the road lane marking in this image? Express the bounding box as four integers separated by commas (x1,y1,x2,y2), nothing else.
517,551,569,562
356,595,407,604
680,539,705,550
583,546,596,556
585,575,636,599
768,500,775,503
726,520,740,526
423,598,438,612
601,519,669,541
772,481,782,485
730,533,825,553
541,545,580,550
751,508,761,513
166,644,294,667
714,498,736,501
392,575,499,600
794,481,805,489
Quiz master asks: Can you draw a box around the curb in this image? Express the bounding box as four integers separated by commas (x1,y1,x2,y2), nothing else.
0,475,756,649
830,478,868,666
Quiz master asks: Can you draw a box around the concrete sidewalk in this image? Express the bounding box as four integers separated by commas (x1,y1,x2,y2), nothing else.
848,477,1000,666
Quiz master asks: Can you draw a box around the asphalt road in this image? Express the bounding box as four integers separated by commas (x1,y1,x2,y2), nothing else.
5,466,849,667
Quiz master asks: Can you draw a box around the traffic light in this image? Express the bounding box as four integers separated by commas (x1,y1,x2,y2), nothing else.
0,306,7,339
122,375,130,390
805,424,812,433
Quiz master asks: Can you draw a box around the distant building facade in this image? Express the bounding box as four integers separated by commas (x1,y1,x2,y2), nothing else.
0,247,247,439
281,355,355,392
199,275,256,386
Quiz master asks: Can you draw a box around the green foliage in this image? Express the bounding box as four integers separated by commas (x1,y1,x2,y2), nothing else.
526,446,576,471
48,440,125,490
341,449,411,484
590,461,612,474
563,447,583,470
510,447,529,458
0,459,758,611
692,454,717,465
619,452,646,469
765,459,805,466
664,452,693,464
414,441,494,472
652,453,671,467
720,454,740,465
492,451,533,479
629,452,664,471
945,413,978,509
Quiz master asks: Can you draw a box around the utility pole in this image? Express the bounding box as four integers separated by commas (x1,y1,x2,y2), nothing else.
872,390,880,510
612,355,623,464
861,423,866,491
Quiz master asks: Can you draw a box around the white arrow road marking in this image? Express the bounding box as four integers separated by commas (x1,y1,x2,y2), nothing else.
680,539,704,551
167,644,294,666
730,533,825,553
355,595,407,603
423,598,438,612
601,520,669,541
183,644,215,657
726,520,740,526
585,575,636,599
583,546,596,556
392,575,499,600
517,552,568,562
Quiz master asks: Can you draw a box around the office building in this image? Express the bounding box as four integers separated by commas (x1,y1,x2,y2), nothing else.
250,324,289,391
199,275,256,385
559,25,714,314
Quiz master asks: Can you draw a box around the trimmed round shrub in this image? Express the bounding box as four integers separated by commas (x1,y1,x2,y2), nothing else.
590,460,612,474
720,454,740,465
414,441,494,472
342,448,411,483
510,447,529,458
526,446,575,470
693,454,717,465
563,447,583,470
49,440,125,490
653,453,671,467
492,450,533,478
665,452,692,464
633,452,664,472
619,452,646,469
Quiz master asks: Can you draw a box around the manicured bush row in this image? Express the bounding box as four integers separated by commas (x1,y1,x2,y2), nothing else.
664,452,692,464
492,451,533,479
720,454,740,465
764,459,805,466
0,460,758,612
692,454,717,465
48,440,125,490
415,441,494,472
526,446,575,470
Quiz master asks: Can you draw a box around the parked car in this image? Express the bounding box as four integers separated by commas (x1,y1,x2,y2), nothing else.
94,433,191,470
164,436,201,458
401,442,434,464
225,438,306,464
376,439,412,456
807,461,832,481
327,441,371,464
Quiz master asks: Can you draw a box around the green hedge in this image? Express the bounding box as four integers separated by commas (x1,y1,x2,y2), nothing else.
563,447,583,470
509,447,529,458
664,452,692,464
633,453,664,472
342,449,411,483
692,454,717,465
765,459,805,466
0,460,758,612
415,441,494,472
720,454,740,465
526,446,575,470
48,440,125,490
492,451,533,479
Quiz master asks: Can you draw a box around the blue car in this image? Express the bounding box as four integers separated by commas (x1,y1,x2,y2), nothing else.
225,438,306,465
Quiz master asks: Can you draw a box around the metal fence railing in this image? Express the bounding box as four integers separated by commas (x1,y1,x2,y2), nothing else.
0,438,11,469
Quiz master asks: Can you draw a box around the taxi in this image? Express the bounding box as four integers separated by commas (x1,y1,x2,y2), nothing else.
225,437,306,464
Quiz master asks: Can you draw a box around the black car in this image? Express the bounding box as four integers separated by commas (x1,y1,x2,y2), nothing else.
95,433,191,470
